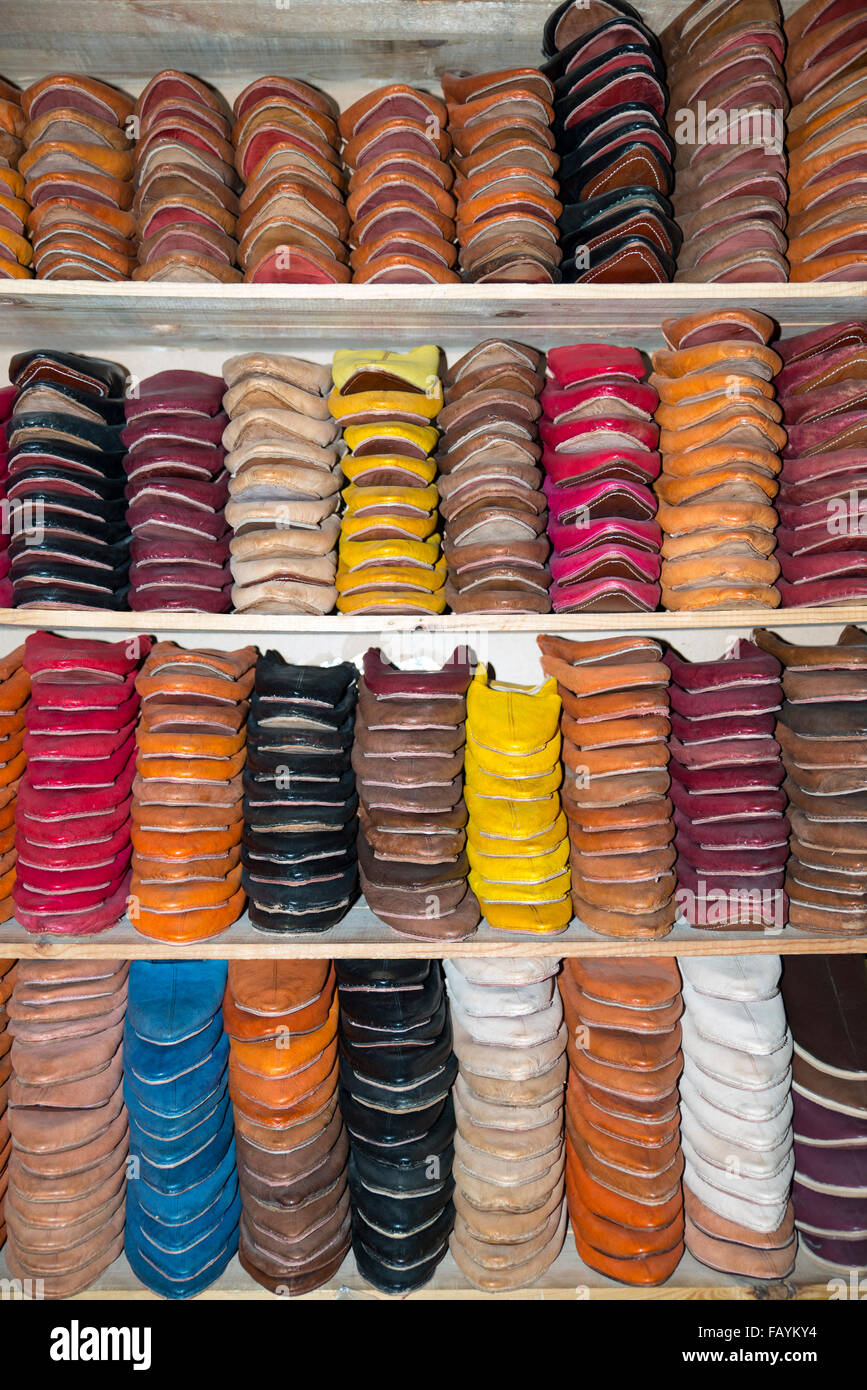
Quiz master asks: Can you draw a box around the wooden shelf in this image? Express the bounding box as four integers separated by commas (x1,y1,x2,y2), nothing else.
0,1236,835,1302
1,282,866,353
0,904,862,960
0,0,808,87
0,607,863,636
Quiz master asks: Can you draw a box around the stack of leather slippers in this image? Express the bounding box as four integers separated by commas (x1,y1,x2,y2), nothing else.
782,953,867,1274
7,348,130,610
662,0,789,282
0,79,30,280
541,1,678,283
124,960,239,1298
666,639,789,931
242,651,358,934
4,958,128,1297
15,631,143,936
756,625,867,937
132,71,241,283
0,646,28,923
0,958,14,1250
337,959,456,1293
355,647,478,942
651,308,784,612
20,74,135,280
786,0,867,281
233,76,347,284
446,957,567,1289
560,957,685,1285
443,69,561,283
0,383,12,605
222,350,340,614
440,338,551,613
131,641,254,943
123,369,230,612
225,960,350,1292
541,342,662,612
333,346,447,615
538,634,675,939
465,663,571,935
679,954,797,1279
340,85,457,284
774,322,867,606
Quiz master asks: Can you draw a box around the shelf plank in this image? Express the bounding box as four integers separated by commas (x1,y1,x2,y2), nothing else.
0,0,807,85
1,283,866,352
0,905,861,959
0,607,863,635
0,1238,835,1301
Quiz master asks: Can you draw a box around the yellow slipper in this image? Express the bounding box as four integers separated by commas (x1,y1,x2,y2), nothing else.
332,345,441,394
480,897,573,934
337,589,447,614
465,727,562,779
338,536,443,570
344,422,439,458
468,837,570,882
467,811,568,858
465,788,562,837
467,665,561,752
340,453,437,487
328,385,442,422
342,483,439,516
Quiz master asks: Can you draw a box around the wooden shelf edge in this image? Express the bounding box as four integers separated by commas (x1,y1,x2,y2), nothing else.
0,607,863,634
0,1243,837,1302
0,907,862,959
2,281,866,306
2,281,867,350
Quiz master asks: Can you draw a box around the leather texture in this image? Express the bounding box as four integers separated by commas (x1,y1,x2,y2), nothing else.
4,958,128,1295
661,0,789,283
337,960,456,1292
13,632,147,935
774,321,867,607
541,341,661,612
652,311,783,610
443,70,561,283
334,347,446,614
0,958,12,1250
559,956,685,1283
538,633,674,937
782,954,867,1269
234,75,346,284
446,957,567,1288
755,624,867,935
542,3,677,283
223,352,339,613
442,339,550,612
123,960,240,1297
0,647,27,925
357,647,477,940
124,370,231,612
466,664,570,934
19,75,134,281
785,0,867,284
680,953,796,1271
0,80,31,282
243,652,358,934
7,350,132,610
131,641,253,942
132,71,240,283
224,960,350,1293
667,638,788,929
341,85,457,284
